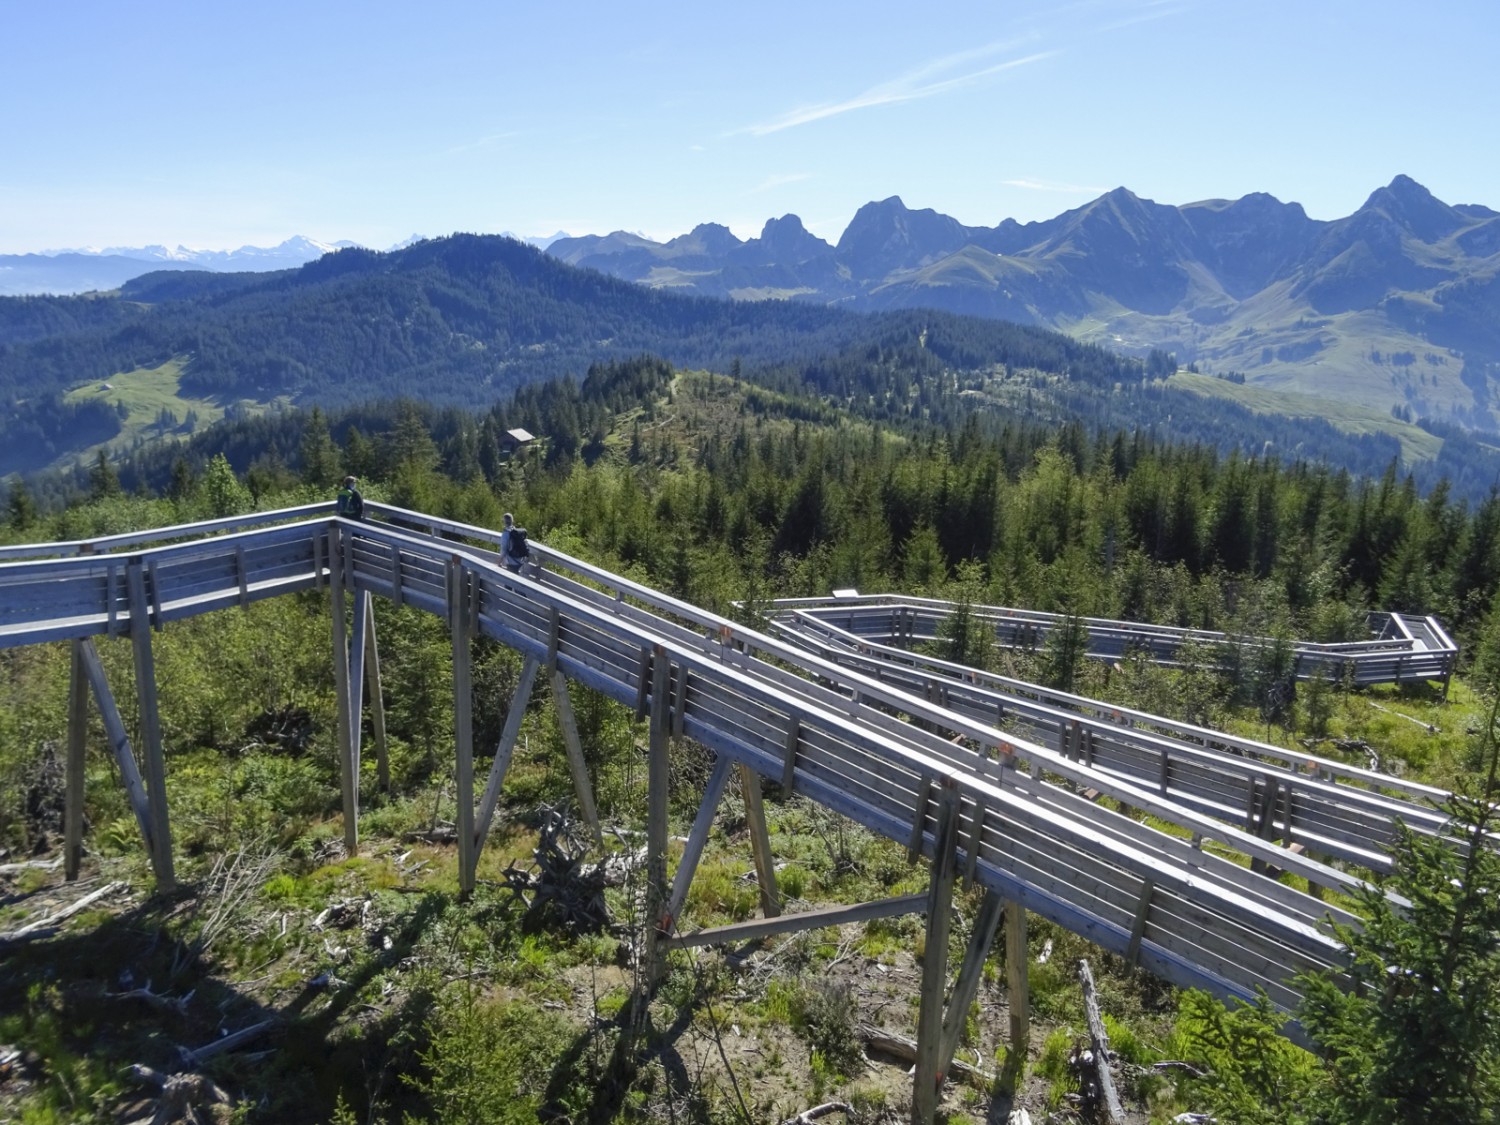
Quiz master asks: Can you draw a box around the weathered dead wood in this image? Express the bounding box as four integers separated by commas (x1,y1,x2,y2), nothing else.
111,982,195,1017
0,879,124,942
1368,700,1437,733
127,1063,232,1125
178,1019,277,1066
858,1024,995,1087
1076,959,1126,1124
498,805,632,934
778,1102,852,1124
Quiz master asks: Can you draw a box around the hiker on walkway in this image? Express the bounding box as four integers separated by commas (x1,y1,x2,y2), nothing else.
336,475,364,519
500,512,529,572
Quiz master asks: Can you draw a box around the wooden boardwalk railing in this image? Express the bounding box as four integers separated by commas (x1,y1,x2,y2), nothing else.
769,594,1459,691
766,610,1450,871
361,504,1449,877
3,503,1426,1113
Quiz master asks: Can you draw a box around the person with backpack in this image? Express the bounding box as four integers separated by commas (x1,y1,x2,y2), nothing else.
336,475,364,519
501,512,530,572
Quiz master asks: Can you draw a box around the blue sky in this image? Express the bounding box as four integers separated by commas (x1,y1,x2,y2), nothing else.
2,0,1495,253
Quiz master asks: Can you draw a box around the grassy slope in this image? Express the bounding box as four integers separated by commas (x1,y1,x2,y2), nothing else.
59,357,279,471
1063,273,1482,427
1166,370,1445,463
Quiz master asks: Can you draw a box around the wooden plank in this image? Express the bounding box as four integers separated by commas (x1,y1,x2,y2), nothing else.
551,670,601,843
235,545,249,608
673,666,688,738
64,639,88,881
127,561,174,892
362,593,390,790
781,713,800,791
915,789,959,1121
665,893,927,949
327,530,358,858
1126,878,1155,965
145,559,164,631
666,754,733,925
452,560,476,896
349,589,369,778
634,645,652,721
472,655,541,859
939,889,1005,1079
79,639,154,854
739,762,782,918
1006,900,1029,1056
645,647,672,982
546,605,561,673
906,777,934,864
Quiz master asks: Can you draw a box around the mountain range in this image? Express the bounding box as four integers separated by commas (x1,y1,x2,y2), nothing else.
0,236,362,297
0,233,580,298
547,176,1500,430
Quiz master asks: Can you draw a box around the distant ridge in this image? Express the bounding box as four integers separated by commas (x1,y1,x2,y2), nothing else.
543,177,1500,431
0,236,361,296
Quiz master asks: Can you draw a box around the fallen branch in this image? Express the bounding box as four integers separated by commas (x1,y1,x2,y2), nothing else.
1368,701,1437,734
178,1018,277,1066
858,1024,994,1087
0,880,124,942
111,982,195,1017
1077,959,1126,1124
779,1102,852,1124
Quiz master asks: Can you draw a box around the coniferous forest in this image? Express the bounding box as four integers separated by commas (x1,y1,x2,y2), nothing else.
5,352,1500,1123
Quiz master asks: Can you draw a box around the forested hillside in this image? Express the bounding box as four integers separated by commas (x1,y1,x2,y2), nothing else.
10,231,1499,507
0,234,1143,473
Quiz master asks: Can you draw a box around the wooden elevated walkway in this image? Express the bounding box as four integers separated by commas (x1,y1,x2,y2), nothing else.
2,503,1436,1115
770,594,1459,691
766,610,1451,872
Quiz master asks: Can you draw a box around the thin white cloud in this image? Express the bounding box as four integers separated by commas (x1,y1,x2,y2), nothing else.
749,173,813,194
1002,178,1108,194
439,131,520,158
742,45,1056,137
1093,0,1189,34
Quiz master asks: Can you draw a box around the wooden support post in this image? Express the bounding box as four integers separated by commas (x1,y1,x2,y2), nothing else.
938,889,1005,1079
64,640,88,881
633,646,652,722
1126,878,1155,966
550,670,601,844
349,588,370,778
78,640,154,857
666,754,733,925
472,656,541,862
644,646,671,985
913,788,959,1124
362,594,390,791
127,561,175,892
451,561,476,896
327,530,358,858
1005,900,1030,1059
780,714,800,792
739,762,781,917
